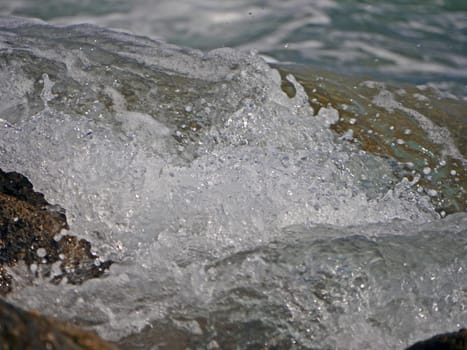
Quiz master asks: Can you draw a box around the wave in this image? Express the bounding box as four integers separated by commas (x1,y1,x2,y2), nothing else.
1,18,465,349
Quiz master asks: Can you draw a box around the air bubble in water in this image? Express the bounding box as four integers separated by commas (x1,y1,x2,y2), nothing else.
36,248,47,258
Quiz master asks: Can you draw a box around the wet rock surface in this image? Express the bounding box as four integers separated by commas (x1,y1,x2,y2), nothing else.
0,168,118,348
0,168,111,294
406,329,467,350
275,65,466,215
0,298,119,350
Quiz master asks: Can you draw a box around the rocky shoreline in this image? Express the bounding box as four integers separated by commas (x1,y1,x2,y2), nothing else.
406,329,466,350
0,167,465,349
0,168,112,295
0,167,116,349
0,298,118,350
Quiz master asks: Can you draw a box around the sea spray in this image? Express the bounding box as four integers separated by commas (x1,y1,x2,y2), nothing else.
0,20,465,349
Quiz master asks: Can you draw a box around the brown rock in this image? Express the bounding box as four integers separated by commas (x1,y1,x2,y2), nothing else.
54,235,112,285
0,169,52,209
0,192,67,266
0,168,111,294
406,329,467,350
0,298,119,350
0,266,12,295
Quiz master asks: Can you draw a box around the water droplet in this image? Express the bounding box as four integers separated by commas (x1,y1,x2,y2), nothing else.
422,167,431,175
36,247,47,258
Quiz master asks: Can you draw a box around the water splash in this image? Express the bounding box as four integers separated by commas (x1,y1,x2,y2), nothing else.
0,20,465,349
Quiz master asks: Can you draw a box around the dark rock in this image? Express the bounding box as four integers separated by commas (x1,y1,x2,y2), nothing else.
0,170,51,209
0,266,12,295
0,298,119,350
406,329,467,350
0,168,111,294
0,192,68,266
53,235,112,285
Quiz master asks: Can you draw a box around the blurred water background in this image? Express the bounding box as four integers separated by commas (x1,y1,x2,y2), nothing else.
2,0,467,87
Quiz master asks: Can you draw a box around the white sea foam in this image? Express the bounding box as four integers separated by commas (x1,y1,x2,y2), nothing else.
0,21,465,349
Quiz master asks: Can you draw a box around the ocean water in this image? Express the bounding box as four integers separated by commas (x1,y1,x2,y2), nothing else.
3,0,467,87
0,2,466,350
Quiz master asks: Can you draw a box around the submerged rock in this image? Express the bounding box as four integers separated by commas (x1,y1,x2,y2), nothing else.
0,298,119,350
0,168,111,294
406,329,467,350
275,64,466,215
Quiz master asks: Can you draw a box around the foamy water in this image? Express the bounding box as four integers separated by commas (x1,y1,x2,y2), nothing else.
0,15,465,350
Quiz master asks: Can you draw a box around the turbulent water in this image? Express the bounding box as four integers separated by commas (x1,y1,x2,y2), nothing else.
0,7,466,350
